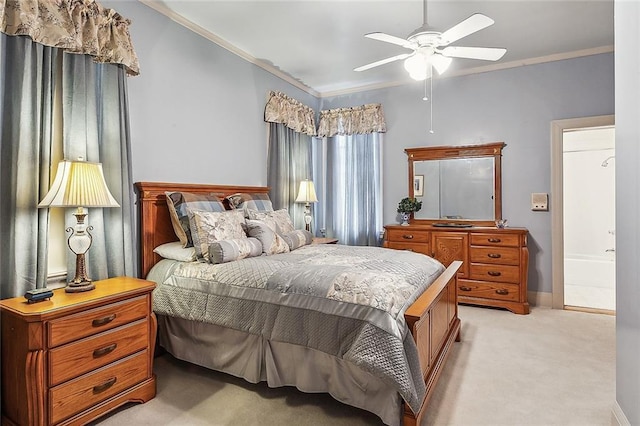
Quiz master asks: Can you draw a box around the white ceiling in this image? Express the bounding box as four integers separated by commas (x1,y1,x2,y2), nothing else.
141,0,614,97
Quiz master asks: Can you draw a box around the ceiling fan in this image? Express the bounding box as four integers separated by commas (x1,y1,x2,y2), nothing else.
354,0,506,80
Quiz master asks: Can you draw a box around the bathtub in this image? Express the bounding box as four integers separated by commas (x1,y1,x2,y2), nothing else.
564,253,616,289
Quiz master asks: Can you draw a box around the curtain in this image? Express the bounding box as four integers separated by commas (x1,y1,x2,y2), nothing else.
0,34,58,298
0,0,139,75
61,53,136,280
318,104,386,246
265,91,317,231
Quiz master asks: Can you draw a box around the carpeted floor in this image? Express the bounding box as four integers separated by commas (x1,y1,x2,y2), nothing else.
93,305,615,426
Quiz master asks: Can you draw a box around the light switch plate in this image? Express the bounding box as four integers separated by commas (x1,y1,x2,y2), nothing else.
531,193,548,211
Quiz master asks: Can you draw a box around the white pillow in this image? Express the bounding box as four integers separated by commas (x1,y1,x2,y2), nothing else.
153,242,197,262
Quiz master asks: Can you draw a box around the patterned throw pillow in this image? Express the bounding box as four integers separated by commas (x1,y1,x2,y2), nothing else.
226,192,273,216
245,220,290,255
281,230,313,251
165,191,226,247
208,237,263,264
247,209,295,235
188,210,247,260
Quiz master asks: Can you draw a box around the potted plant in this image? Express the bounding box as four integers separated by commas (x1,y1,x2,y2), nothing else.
397,197,422,226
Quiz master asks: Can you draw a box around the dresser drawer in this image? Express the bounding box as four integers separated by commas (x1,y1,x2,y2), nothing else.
385,228,430,243
457,279,520,302
469,263,520,283
470,246,520,265
470,233,520,247
49,350,149,425
48,295,149,347
386,241,431,256
49,319,149,387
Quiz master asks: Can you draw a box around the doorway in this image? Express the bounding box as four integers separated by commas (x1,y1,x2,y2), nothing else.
551,115,615,313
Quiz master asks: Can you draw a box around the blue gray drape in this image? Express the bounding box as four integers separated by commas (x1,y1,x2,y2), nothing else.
0,34,58,299
265,91,317,232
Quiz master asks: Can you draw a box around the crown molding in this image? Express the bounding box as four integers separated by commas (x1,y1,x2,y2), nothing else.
138,1,612,100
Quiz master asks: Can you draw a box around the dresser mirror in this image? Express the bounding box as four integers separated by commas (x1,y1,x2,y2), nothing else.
406,142,505,226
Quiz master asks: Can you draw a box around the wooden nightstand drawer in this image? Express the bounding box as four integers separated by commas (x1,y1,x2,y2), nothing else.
470,233,520,247
386,241,431,256
469,263,520,283
385,228,430,243
49,319,149,387
48,295,148,347
49,350,149,425
457,279,520,302
470,246,520,265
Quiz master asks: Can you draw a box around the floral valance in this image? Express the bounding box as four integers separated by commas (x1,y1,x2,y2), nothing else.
0,0,140,75
317,103,386,137
264,91,316,136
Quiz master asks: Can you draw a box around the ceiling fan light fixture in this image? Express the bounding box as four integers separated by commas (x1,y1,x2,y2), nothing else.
404,53,430,80
430,54,452,75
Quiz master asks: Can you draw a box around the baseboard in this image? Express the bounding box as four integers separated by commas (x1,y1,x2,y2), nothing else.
611,401,631,426
528,291,552,308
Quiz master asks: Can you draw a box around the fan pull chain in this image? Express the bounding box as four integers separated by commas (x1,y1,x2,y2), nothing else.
429,73,434,134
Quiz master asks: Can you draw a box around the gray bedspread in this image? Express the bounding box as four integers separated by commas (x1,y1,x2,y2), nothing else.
149,244,444,413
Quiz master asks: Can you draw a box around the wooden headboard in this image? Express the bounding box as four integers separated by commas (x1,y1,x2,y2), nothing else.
134,182,270,278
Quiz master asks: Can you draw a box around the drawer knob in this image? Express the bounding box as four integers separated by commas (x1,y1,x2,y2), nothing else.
495,289,509,295
487,271,502,277
460,286,472,292
487,253,502,259
402,234,414,240
488,238,501,243
92,314,116,327
93,377,117,394
93,343,118,358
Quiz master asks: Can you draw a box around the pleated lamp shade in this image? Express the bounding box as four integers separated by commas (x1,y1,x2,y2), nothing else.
38,159,119,208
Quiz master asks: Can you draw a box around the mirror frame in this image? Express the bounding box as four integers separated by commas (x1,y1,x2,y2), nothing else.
406,142,505,226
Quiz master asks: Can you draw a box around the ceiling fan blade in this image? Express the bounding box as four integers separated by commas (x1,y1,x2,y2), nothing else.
354,53,412,72
439,13,495,45
440,46,506,61
364,32,414,49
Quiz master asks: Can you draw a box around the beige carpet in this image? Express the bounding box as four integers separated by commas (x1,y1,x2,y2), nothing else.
93,305,615,426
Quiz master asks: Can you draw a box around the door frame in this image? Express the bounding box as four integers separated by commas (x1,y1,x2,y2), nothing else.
550,114,615,309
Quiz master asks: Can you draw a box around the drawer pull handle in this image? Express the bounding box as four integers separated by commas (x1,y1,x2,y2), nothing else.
495,289,509,295
93,343,117,358
460,286,472,292
92,314,116,327
488,238,501,243
487,271,502,277
402,234,414,240
487,253,502,259
93,377,117,394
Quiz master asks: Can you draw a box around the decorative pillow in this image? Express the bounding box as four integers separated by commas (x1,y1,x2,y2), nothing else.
247,209,295,235
165,191,225,247
208,237,263,264
153,241,197,262
188,210,247,260
245,219,290,255
226,192,273,215
281,230,313,251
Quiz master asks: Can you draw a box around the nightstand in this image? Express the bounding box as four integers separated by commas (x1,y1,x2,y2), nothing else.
312,237,339,244
1,277,157,425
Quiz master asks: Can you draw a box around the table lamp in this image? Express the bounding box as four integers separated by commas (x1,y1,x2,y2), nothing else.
295,179,318,232
38,158,120,292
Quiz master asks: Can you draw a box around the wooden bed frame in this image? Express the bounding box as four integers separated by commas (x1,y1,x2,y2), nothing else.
135,181,461,426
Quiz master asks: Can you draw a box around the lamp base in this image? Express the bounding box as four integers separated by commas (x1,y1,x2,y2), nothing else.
65,280,95,293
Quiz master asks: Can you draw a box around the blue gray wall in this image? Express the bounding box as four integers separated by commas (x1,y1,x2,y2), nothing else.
321,53,614,296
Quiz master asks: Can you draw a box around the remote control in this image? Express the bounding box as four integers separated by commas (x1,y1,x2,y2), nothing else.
24,288,54,303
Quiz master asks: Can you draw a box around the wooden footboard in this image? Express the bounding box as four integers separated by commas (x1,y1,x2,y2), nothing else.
403,260,462,426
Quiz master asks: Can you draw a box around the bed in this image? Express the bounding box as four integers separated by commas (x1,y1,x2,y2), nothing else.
135,181,461,426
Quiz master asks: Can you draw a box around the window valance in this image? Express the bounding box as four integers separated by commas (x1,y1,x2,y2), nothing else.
264,91,316,136
0,0,140,75
317,103,386,137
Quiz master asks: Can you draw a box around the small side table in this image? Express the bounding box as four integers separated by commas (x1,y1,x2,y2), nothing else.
312,237,339,244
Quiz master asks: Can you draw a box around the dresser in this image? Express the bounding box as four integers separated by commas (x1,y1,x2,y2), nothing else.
385,225,529,314
1,277,157,426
